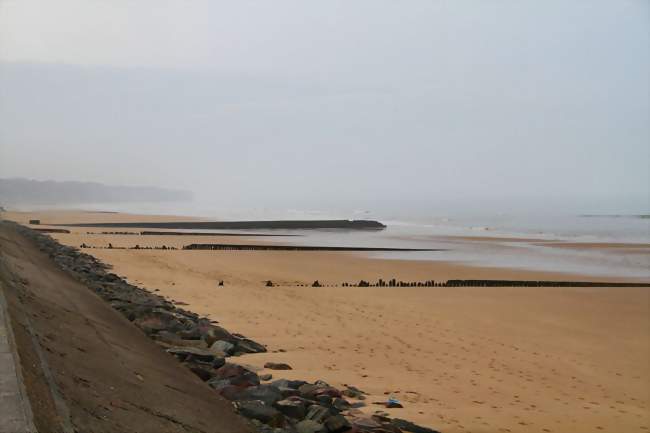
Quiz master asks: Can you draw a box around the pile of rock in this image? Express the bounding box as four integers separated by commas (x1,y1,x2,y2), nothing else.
11,222,441,433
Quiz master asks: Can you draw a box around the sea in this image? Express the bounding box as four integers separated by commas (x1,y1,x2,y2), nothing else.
15,201,650,279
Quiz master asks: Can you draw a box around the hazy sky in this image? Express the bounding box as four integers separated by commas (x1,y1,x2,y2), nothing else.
0,0,648,212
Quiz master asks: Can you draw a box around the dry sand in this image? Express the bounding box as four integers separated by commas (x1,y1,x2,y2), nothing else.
3,210,649,433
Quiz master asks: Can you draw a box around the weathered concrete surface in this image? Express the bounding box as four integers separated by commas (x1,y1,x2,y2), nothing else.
0,283,35,433
0,221,252,433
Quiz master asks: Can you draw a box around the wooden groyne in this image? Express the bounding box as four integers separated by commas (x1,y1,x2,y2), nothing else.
182,243,440,252
32,228,71,234
443,279,648,287
140,231,298,237
338,279,649,288
56,219,387,230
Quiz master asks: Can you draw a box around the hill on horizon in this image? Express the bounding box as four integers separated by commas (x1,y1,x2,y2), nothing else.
0,178,192,205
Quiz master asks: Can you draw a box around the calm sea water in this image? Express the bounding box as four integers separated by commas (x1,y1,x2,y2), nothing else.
18,201,650,279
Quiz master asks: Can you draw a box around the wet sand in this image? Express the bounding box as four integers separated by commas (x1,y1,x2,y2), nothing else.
3,210,649,433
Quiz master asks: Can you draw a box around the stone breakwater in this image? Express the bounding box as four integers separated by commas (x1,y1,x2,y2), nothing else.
55,219,388,230
183,244,439,252
9,222,440,433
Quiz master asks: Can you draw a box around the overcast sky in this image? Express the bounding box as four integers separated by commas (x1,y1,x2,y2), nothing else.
0,0,648,212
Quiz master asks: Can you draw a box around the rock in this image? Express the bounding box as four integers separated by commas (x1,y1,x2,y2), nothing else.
315,394,333,406
154,330,183,344
200,324,236,346
332,398,351,411
299,383,342,400
350,417,382,430
276,387,300,398
274,398,307,419
236,401,285,427
217,385,246,401
134,312,184,335
386,401,403,409
298,383,319,399
211,340,235,355
264,362,292,370
177,326,202,340
213,363,260,388
211,356,226,368
272,379,307,389
305,405,330,423
207,378,232,391
324,415,351,433
187,364,214,381
240,385,283,406
155,335,207,349
248,419,291,433
342,386,365,399
166,346,219,363
295,419,327,433
235,338,267,354
390,419,441,433
259,374,273,381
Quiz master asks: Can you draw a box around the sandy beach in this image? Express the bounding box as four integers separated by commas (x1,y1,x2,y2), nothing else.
3,210,649,433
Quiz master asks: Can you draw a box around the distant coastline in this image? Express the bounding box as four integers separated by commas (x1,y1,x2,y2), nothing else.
0,178,192,205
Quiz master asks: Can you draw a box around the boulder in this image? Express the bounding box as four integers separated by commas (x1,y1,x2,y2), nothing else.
298,383,319,399
295,419,327,433
240,385,283,406
304,405,330,423
316,394,333,406
211,340,235,355
332,398,351,411
264,362,292,370
235,338,267,354
276,387,301,398
166,346,218,363
177,326,202,340
213,363,260,388
134,312,184,335
217,385,246,401
156,334,207,349
200,324,236,346
342,386,365,399
212,357,226,369
324,415,351,433
350,417,382,430
274,398,307,419
272,379,307,390
207,378,232,391
300,383,342,400
236,401,285,427
187,364,214,382
390,419,442,433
